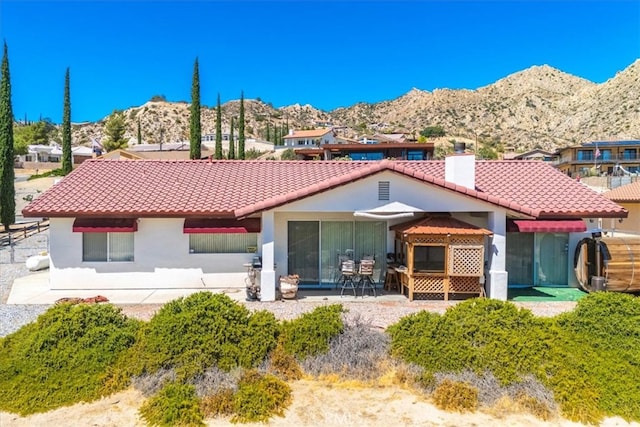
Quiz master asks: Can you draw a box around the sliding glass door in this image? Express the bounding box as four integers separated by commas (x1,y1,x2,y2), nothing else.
288,221,319,282
288,220,386,286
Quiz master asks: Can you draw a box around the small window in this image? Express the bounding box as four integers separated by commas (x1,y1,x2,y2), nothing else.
189,233,258,254
413,245,445,272
83,232,134,262
378,181,390,200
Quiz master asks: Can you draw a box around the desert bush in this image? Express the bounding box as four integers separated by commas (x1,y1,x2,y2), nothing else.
388,298,549,384
132,368,177,397
190,366,240,398
301,312,390,380
139,382,204,427
231,370,292,423
388,294,640,424
431,379,478,412
200,388,235,418
268,342,303,380
540,292,640,423
433,370,555,411
120,292,278,379
513,391,554,421
0,303,140,415
279,304,344,359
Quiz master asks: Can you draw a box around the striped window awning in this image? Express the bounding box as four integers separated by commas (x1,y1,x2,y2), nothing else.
183,218,261,234
507,219,586,233
72,218,138,232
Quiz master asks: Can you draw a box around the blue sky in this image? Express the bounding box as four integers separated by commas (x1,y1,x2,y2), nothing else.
1,0,639,124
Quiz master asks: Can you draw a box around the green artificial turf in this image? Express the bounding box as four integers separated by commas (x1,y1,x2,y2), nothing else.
508,286,588,302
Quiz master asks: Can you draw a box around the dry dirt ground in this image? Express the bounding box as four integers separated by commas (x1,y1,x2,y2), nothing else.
1,381,638,427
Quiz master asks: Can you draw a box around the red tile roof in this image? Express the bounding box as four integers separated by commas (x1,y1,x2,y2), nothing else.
390,215,493,235
22,159,627,219
283,129,332,139
602,181,640,202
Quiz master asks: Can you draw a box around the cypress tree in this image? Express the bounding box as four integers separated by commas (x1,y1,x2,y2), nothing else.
137,118,142,144
228,116,235,159
265,122,270,142
189,57,201,159
215,93,222,159
238,90,245,160
61,67,72,174
0,41,15,232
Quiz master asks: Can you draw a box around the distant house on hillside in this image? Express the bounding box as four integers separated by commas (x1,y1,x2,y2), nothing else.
503,149,557,162
283,129,336,147
16,144,94,169
556,140,640,178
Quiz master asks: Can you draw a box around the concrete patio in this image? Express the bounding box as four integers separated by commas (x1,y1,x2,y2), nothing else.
6,270,408,305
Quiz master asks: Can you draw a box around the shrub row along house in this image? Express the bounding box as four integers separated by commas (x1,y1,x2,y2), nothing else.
22,150,626,301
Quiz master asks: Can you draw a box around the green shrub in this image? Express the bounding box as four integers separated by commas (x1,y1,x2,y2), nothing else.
139,382,204,427
120,292,278,379
0,303,140,415
388,298,549,384
388,294,640,424
543,292,640,423
432,379,478,412
231,370,292,423
279,304,344,359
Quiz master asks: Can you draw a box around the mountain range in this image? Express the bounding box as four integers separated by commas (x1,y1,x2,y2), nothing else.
73,59,640,153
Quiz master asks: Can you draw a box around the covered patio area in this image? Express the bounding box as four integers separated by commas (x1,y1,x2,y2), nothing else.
389,215,493,301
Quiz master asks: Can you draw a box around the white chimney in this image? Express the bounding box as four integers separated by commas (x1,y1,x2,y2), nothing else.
445,142,475,190
289,129,294,136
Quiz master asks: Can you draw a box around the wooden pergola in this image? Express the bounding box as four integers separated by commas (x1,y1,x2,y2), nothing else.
390,215,493,301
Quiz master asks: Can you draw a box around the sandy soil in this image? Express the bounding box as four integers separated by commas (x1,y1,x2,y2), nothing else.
2,380,637,427
14,170,57,218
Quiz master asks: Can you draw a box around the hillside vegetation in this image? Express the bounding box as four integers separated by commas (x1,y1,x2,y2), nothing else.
1,292,639,426
66,59,640,154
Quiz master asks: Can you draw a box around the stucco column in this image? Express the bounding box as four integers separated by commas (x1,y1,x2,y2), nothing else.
260,211,276,301
487,211,508,300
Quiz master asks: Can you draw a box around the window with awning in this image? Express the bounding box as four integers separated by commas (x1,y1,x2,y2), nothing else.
72,218,138,232
507,219,586,233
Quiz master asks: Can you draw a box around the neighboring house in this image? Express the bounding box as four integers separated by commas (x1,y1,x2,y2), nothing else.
17,144,94,169
503,149,558,162
23,155,626,302
602,180,640,234
295,141,434,161
555,140,640,178
283,129,336,147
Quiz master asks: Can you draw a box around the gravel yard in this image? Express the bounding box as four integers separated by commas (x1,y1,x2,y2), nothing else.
1,230,578,338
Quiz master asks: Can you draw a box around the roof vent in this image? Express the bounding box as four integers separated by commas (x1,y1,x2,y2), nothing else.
378,181,390,200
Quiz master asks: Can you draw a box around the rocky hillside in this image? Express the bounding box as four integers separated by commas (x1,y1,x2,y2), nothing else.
72,59,640,153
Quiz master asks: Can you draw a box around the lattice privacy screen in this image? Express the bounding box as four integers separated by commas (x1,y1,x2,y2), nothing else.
448,245,484,277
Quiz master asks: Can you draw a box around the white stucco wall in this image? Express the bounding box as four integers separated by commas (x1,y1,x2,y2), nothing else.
49,218,257,289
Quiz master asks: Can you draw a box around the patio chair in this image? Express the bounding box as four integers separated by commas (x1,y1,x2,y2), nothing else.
334,254,351,289
339,259,357,297
358,259,376,297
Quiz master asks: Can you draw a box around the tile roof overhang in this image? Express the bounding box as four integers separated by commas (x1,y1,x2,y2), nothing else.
22,159,628,220
602,181,640,203
390,215,493,236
